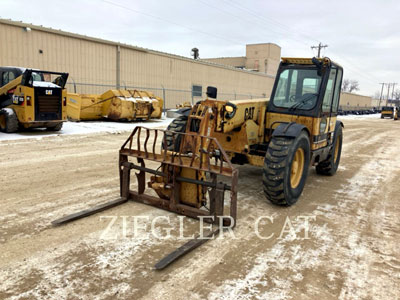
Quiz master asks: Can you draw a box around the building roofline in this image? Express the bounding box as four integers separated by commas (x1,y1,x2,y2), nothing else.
202,56,246,60
246,42,281,48
341,91,372,98
0,18,275,79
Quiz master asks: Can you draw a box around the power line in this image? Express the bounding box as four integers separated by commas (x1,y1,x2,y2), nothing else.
222,0,381,85
198,0,294,42
102,0,243,46
224,0,320,44
104,0,384,91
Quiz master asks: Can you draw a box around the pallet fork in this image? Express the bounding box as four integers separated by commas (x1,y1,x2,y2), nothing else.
52,126,238,269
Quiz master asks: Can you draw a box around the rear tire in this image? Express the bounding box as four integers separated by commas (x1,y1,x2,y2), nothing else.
0,108,19,133
46,122,63,131
316,126,343,176
263,132,310,206
164,116,187,151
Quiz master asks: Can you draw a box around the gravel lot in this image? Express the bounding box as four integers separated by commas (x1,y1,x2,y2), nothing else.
0,115,399,300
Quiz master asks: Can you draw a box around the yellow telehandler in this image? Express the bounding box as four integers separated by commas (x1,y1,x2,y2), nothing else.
53,57,344,269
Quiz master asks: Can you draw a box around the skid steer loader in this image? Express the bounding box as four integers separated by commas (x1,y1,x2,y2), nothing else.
0,67,69,132
53,57,343,269
381,106,394,119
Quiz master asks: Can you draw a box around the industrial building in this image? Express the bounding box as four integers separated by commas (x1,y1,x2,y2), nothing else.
340,92,374,109
202,43,281,76
0,19,275,108
0,18,376,109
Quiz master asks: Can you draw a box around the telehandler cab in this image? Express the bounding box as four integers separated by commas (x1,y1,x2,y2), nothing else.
53,57,344,269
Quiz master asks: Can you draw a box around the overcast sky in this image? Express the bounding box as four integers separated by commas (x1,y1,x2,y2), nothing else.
1,0,399,97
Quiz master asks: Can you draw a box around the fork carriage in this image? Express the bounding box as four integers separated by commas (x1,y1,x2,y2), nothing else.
119,126,238,227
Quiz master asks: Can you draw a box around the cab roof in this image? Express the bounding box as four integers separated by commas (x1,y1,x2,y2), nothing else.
281,57,342,68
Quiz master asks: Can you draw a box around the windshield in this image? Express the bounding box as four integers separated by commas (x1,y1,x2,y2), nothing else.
29,72,66,88
32,72,43,81
272,68,322,110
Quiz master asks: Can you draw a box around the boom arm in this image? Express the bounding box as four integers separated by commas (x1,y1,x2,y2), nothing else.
0,75,23,108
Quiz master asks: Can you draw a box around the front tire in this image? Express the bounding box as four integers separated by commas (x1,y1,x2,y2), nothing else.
0,108,19,133
263,132,311,206
164,116,187,151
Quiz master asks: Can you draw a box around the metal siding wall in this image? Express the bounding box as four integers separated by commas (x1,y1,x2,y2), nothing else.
0,22,116,94
1,21,274,107
340,92,373,108
120,48,274,107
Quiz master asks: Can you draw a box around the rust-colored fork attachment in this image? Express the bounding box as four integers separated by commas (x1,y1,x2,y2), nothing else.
119,126,238,227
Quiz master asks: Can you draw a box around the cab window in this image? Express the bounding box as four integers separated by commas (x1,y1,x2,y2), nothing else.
272,68,322,110
331,68,343,113
322,68,337,112
2,71,16,86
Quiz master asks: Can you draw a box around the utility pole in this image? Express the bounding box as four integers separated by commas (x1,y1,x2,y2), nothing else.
386,83,391,106
311,42,328,58
391,83,397,99
378,83,385,108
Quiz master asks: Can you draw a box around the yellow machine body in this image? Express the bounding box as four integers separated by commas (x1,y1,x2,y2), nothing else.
151,57,344,208
10,84,67,128
185,99,337,167
381,107,394,118
67,89,163,121
0,68,68,132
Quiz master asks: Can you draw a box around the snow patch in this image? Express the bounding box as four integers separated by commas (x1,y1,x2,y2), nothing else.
0,118,172,141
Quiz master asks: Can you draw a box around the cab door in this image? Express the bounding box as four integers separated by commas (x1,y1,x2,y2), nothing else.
319,67,343,146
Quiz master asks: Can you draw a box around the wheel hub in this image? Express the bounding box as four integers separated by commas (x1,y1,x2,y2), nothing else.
334,139,340,163
290,148,305,189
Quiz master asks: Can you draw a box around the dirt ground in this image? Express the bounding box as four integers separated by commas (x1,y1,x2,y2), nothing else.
1,116,399,300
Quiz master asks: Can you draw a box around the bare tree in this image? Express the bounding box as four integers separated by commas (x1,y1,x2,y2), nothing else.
348,80,359,93
341,79,350,92
394,89,400,100
341,79,359,93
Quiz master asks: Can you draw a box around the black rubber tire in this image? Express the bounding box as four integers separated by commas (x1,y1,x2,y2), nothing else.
381,115,384,119
263,132,311,206
316,126,343,176
164,116,187,151
0,108,19,133
46,122,63,131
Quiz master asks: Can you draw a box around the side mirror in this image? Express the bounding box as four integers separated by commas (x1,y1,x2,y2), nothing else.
312,57,323,76
206,86,217,99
